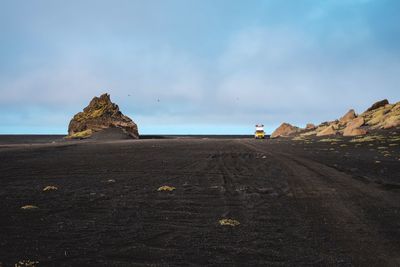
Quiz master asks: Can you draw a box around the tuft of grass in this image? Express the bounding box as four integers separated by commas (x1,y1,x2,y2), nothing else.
157,185,176,192
20,205,39,210
390,136,400,142
219,218,240,227
319,138,341,142
350,135,384,143
340,144,348,147
67,129,93,139
43,185,58,192
14,260,39,267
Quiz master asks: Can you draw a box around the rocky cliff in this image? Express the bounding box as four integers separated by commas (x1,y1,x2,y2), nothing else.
67,93,139,139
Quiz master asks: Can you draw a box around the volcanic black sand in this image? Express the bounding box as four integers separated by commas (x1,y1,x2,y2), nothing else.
1,131,400,266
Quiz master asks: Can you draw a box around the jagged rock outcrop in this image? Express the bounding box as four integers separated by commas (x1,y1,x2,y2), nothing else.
316,125,338,136
339,109,356,125
343,117,367,136
366,99,389,112
361,101,400,129
67,93,139,139
306,123,316,130
276,99,399,140
271,123,300,138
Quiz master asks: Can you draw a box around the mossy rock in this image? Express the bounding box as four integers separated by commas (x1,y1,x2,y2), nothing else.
67,129,93,139
67,93,139,139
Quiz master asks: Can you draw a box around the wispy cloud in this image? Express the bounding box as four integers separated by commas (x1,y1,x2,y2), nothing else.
0,0,399,134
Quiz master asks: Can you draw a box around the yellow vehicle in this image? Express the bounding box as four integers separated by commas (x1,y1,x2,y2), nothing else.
255,124,265,139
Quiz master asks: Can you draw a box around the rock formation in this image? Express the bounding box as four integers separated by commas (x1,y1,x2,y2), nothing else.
271,123,300,138
343,117,366,136
272,99,399,139
316,125,337,136
361,101,400,129
366,99,389,112
339,109,356,125
67,93,139,139
306,123,316,130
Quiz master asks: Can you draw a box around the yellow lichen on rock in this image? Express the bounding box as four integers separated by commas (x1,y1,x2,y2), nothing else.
67,93,139,139
219,218,240,226
66,129,93,139
157,185,176,192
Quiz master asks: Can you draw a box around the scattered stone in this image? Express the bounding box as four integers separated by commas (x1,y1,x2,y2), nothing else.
106,179,116,183
157,185,176,192
20,205,39,210
43,185,58,192
219,218,240,226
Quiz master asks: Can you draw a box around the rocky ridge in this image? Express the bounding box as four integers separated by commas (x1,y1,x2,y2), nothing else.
272,99,400,138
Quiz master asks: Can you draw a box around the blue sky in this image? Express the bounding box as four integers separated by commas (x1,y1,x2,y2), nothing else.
1,0,400,134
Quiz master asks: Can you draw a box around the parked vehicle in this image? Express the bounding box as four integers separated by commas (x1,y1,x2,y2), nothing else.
255,124,265,139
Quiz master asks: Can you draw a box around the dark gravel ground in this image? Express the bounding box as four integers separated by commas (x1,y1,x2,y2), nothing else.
0,132,399,266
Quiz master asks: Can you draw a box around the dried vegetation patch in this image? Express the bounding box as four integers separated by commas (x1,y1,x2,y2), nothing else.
157,185,176,192
219,218,240,226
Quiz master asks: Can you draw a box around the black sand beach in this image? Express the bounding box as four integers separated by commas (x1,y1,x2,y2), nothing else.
1,133,400,266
